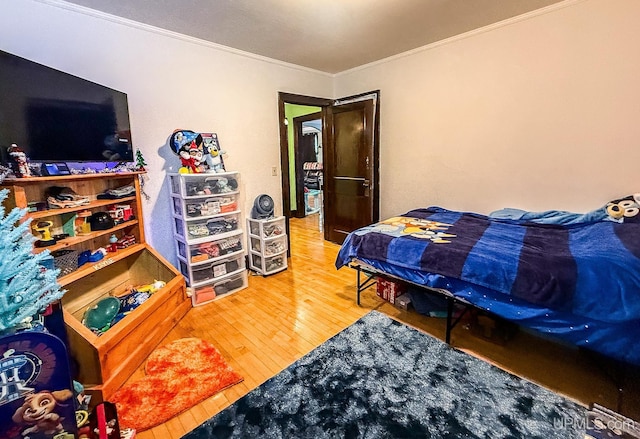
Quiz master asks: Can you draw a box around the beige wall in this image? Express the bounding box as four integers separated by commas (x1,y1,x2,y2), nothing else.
335,0,640,218
0,0,332,264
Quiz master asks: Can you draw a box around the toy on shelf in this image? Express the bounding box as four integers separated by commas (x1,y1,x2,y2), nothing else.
201,132,226,173
135,149,147,171
33,220,56,247
169,130,205,174
83,280,167,335
88,401,120,439
7,143,31,178
108,204,134,225
74,210,92,235
107,234,119,252
115,234,136,250
84,297,121,333
168,130,227,174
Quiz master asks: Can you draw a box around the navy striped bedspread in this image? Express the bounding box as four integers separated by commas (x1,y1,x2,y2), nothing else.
336,207,640,324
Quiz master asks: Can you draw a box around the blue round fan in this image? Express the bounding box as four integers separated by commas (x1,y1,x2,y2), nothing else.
252,194,274,219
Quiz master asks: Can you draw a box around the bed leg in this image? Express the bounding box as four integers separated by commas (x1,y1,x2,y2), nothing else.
352,264,378,307
446,298,454,344
615,361,627,414
617,386,624,413
356,267,362,306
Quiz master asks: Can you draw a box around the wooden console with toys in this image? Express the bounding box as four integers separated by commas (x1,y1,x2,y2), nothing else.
1,171,190,400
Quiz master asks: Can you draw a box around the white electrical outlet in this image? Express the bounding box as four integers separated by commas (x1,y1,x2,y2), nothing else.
271,166,278,176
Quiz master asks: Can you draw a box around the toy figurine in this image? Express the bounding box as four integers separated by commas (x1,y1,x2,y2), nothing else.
33,220,56,247
169,130,205,174
107,234,118,252
179,140,204,174
7,143,31,178
202,133,226,173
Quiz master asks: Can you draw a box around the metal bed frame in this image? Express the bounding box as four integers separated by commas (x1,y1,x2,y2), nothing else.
350,261,472,344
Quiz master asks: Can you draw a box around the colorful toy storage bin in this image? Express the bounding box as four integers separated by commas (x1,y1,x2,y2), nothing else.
59,247,189,399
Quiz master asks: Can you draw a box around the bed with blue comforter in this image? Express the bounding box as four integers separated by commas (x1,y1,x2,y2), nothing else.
336,195,640,366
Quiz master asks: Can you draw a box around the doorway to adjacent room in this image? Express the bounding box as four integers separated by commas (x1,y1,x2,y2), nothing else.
277,91,380,245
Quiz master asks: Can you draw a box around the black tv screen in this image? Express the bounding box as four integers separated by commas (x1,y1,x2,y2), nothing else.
0,50,134,164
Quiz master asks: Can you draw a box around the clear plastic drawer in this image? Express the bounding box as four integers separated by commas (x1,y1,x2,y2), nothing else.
169,172,240,199
249,252,287,276
247,216,286,239
176,232,243,263
171,193,238,218
173,212,240,243
179,252,245,287
192,270,248,306
249,235,287,256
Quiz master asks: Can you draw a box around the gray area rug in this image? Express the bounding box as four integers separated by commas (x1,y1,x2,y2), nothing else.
184,311,586,438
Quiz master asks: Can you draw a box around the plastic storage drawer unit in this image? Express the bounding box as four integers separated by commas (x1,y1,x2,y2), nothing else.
246,216,288,276
169,171,248,306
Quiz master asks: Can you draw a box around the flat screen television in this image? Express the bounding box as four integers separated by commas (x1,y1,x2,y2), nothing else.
0,50,134,165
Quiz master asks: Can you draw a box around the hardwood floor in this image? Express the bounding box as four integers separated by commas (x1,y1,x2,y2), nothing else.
131,213,639,438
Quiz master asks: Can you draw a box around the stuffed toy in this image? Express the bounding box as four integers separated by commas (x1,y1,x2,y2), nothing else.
169,130,205,173
605,193,640,223
201,133,226,173
7,143,31,178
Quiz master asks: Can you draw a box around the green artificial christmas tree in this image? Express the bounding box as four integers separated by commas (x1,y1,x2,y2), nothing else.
135,149,147,171
0,188,64,332
135,149,151,201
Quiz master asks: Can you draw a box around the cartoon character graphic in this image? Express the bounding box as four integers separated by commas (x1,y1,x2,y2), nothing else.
12,389,74,436
371,216,457,243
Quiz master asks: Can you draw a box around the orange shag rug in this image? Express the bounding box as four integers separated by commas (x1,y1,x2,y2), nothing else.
110,338,243,431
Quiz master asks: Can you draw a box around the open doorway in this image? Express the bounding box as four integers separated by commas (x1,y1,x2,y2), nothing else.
278,94,331,240
287,108,323,220
294,112,323,226
278,91,380,246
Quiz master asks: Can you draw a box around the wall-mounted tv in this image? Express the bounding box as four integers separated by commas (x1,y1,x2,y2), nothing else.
0,50,134,164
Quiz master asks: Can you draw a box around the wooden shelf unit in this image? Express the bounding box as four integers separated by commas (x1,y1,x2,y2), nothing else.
1,171,190,400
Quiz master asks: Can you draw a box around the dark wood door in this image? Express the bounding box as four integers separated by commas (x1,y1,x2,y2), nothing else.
324,93,379,244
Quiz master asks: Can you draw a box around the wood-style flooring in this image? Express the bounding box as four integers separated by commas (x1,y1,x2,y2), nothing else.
132,214,639,439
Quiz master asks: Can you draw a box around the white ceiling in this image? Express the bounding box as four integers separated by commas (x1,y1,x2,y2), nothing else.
62,0,564,74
